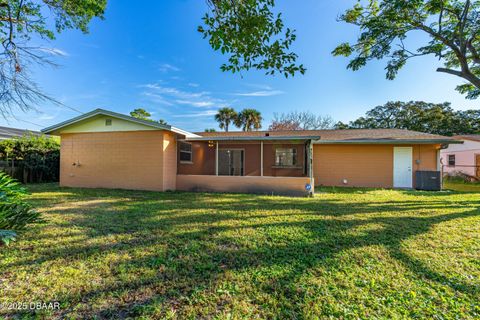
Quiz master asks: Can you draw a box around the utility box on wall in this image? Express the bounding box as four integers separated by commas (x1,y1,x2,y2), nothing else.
415,171,441,191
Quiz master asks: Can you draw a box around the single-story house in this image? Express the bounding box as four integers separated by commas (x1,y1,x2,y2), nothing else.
0,125,44,140
440,135,480,178
42,109,461,196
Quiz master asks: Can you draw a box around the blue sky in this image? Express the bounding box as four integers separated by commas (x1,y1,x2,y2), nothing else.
2,0,479,132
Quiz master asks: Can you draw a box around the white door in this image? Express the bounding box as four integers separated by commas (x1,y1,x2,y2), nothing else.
393,147,413,188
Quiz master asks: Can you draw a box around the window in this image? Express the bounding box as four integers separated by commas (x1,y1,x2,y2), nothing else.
105,119,112,126
448,154,456,166
179,142,193,163
275,148,297,166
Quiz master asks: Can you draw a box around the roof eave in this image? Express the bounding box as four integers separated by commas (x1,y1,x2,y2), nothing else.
313,139,463,145
170,126,202,138
185,136,321,142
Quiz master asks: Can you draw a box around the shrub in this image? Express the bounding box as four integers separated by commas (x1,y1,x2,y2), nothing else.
0,134,60,183
0,172,42,245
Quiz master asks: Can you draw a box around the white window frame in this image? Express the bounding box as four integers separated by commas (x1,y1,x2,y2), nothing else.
179,142,193,164
448,154,456,166
275,148,297,167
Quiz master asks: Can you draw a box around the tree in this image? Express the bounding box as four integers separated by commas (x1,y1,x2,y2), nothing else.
215,107,237,132
269,111,334,131
205,128,217,132
335,101,480,136
333,0,480,99
130,108,152,120
200,0,305,77
455,109,480,133
235,108,263,131
130,108,168,125
0,0,106,116
268,119,302,131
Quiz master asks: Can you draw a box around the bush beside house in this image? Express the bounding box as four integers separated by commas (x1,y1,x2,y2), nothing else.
0,135,60,183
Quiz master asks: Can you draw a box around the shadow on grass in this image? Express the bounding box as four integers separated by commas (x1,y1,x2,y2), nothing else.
6,186,480,318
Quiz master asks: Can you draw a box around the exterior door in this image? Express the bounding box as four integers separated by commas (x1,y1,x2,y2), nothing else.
393,147,413,188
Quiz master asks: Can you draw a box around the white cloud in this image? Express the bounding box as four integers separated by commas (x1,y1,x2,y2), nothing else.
38,114,55,120
175,100,214,108
142,83,208,99
172,110,218,118
38,47,69,56
235,90,284,97
142,92,174,106
159,63,180,73
244,83,274,90
141,83,229,108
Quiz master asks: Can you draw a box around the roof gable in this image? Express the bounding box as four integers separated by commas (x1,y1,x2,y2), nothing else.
42,109,199,137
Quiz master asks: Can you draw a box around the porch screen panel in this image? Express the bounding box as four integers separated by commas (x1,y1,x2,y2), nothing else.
218,150,244,176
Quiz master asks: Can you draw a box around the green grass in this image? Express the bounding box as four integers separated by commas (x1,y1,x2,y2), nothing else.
444,179,480,192
0,184,479,319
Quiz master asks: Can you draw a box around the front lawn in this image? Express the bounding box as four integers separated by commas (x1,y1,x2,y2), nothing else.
1,184,479,319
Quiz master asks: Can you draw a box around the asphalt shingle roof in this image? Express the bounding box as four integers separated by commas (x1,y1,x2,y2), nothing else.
194,129,458,143
454,134,480,142
0,126,44,140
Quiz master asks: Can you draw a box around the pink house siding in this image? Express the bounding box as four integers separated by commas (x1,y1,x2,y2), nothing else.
440,138,480,177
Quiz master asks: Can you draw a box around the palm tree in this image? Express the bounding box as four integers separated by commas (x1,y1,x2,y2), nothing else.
235,108,263,131
215,107,237,132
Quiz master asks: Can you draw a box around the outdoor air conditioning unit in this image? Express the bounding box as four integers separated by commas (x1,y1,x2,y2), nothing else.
415,171,441,191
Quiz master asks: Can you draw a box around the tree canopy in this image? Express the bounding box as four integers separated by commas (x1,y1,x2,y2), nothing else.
130,108,168,125
235,108,263,131
333,0,480,99
130,108,152,121
214,107,238,132
335,101,480,136
200,0,305,77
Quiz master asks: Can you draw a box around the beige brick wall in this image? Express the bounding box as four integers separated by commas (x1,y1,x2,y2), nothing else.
313,144,440,188
60,131,167,191
162,131,177,191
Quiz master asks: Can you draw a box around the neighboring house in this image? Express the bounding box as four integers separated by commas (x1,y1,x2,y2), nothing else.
42,109,461,195
440,135,480,178
0,125,44,140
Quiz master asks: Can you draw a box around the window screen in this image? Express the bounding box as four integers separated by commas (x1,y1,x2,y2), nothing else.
275,148,297,166
180,142,193,162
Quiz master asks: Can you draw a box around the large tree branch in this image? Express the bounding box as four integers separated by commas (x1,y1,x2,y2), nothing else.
437,67,480,89
437,67,464,77
466,39,480,64
457,0,471,55
412,23,460,54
